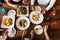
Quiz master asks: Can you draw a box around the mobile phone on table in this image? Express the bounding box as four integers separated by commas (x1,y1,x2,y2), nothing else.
0,7,7,14
0,29,3,36
0,0,5,3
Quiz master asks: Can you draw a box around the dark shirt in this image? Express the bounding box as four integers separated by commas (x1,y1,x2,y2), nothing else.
0,0,5,3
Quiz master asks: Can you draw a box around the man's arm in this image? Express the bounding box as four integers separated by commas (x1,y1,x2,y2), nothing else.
5,0,18,9
31,0,35,10
46,0,56,11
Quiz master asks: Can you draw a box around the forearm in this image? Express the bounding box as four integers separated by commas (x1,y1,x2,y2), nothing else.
6,2,15,7
46,0,56,11
44,31,50,40
5,0,17,8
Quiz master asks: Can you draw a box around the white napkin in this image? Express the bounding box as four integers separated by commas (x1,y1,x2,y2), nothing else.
24,38,30,40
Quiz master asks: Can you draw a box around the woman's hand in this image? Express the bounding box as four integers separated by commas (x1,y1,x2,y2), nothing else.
30,30,34,40
44,25,50,40
22,30,27,39
42,8,47,14
3,31,8,40
5,0,19,9
31,5,35,11
44,25,48,33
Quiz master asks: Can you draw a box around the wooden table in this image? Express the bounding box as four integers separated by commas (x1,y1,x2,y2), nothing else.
0,0,60,40
0,3,51,39
0,3,46,39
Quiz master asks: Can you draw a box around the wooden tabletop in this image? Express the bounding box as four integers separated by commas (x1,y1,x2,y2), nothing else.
0,3,45,39
0,2,50,39
0,0,60,39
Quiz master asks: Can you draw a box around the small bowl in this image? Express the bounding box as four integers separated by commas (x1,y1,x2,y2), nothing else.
35,6,41,13
8,10,16,16
34,25,43,35
8,28,16,37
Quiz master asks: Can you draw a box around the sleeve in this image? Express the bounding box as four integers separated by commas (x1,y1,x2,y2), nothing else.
0,0,5,3
46,0,56,11
31,0,35,5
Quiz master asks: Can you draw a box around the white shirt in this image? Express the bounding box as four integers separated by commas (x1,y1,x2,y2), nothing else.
31,0,56,11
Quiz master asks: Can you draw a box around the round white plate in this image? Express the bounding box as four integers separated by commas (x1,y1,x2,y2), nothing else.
8,28,16,37
34,25,43,35
16,16,30,30
8,10,16,16
30,11,44,24
13,0,21,2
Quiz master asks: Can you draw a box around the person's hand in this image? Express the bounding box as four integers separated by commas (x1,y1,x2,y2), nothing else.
31,5,35,11
42,9,47,14
3,31,8,40
12,5,18,9
44,25,48,33
22,30,27,38
30,30,34,40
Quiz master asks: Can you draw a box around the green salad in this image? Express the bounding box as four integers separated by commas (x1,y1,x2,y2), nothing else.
18,7,27,15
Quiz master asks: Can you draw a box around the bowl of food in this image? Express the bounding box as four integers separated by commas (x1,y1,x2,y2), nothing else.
34,25,43,35
32,13,40,21
30,11,44,24
4,18,12,26
8,10,16,16
17,6,29,16
8,28,16,37
1,16,15,28
16,16,30,30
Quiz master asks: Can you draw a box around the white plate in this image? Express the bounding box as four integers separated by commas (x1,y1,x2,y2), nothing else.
37,0,50,5
13,0,21,2
8,10,16,16
30,11,44,24
34,25,43,35
16,16,30,30
1,16,15,28
8,28,16,37
17,6,29,17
